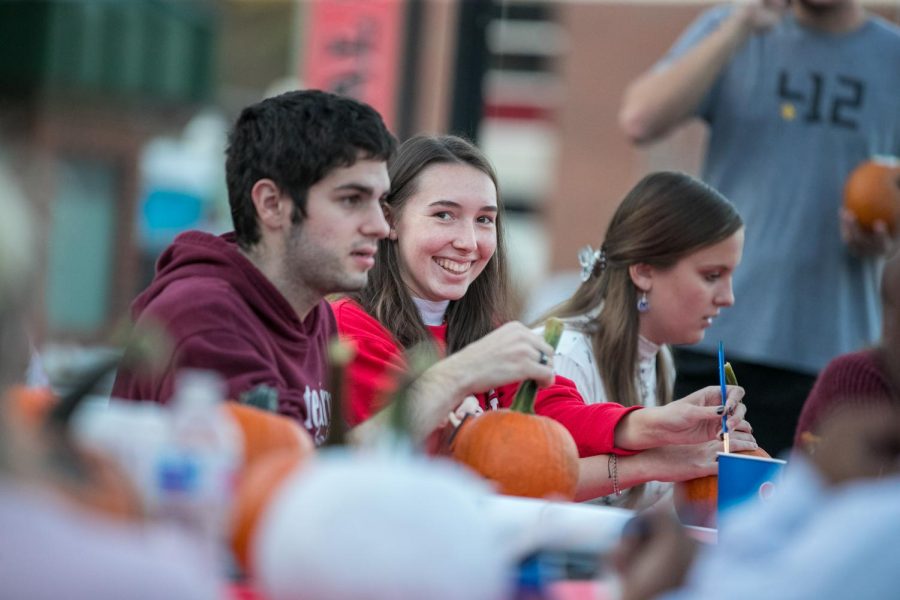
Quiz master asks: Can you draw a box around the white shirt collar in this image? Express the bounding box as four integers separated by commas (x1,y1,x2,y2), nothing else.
638,334,661,363
412,297,450,326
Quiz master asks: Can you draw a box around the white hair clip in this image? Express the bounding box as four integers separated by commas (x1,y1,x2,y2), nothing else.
578,245,606,282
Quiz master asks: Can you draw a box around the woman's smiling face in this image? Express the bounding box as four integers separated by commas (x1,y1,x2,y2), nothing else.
391,163,498,302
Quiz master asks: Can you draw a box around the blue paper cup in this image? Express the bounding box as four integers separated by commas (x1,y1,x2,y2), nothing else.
717,452,786,519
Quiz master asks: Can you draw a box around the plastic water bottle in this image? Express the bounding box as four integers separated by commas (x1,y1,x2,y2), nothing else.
156,369,242,563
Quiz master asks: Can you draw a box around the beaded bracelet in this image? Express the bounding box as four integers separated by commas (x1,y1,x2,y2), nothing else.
607,454,622,496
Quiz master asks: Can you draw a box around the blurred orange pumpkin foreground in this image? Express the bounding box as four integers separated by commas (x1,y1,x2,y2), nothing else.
843,156,900,231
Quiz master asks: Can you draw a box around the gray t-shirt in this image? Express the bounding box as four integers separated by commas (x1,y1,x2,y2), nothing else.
659,8,900,373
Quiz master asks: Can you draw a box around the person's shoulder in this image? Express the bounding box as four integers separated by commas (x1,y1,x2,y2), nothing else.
147,276,239,313
329,297,391,338
864,13,900,39
138,276,254,340
690,4,737,31
330,296,372,326
330,296,363,317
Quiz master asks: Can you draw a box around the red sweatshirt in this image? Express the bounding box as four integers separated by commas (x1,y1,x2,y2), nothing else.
331,298,640,457
112,231,336,445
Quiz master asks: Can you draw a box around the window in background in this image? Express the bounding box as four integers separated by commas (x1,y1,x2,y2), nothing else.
46,158,118,334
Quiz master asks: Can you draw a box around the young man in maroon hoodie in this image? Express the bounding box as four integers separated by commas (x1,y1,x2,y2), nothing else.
112,90,396,446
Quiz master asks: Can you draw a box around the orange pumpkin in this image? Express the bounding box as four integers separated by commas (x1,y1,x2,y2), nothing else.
674,447,771,527
8,385,56,430
451,318,579,501
844,157,900,232
51,445,146,522
223,401,315,470
230,448,308,574
452,409,579,500
3,385,144,522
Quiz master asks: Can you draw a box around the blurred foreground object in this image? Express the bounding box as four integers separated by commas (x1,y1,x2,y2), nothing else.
615,406,900,600
255,454,511,600
252,346,512,600
0,160,221,598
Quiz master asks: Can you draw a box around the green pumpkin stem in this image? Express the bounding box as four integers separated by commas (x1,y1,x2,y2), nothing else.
323,338,355,448
510,317,564,414
239,384,279,412
384,343,439,451
724,362,738,386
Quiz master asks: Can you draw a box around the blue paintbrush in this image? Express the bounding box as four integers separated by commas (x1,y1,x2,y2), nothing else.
718,340,730,453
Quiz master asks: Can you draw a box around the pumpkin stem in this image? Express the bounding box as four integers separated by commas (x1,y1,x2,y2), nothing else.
323,338,355,448
724,362,738,386
239,385,279,412
381,343,438,452
510,318,564,414
45,320,172,432
45,352,122,431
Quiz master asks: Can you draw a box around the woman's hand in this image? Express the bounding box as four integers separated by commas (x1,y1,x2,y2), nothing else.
403,322,554,437
644,433,759,482
615,385,748,450
435,321,556,397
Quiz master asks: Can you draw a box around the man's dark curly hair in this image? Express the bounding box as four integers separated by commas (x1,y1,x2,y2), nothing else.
225,89,397,249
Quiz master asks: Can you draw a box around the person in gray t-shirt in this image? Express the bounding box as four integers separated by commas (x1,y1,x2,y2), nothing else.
618,0,900,456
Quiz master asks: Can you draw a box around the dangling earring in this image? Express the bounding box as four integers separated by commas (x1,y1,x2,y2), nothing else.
637,291,650,313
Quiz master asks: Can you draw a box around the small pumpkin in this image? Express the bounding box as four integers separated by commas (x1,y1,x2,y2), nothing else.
452,319,580,500
674,447,772,527
230,448,308,574
3,380,145,523
843,156,900,232
50,443,146,522
223,389,315,470
229,343,352,574
675,361,769,527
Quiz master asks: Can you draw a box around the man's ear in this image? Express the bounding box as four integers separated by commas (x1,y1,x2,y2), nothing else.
250,179,291,230
628,263,654,293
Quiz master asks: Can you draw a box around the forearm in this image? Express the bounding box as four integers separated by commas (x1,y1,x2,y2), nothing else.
574,453,656,502
614,407,668,451
349,360,467,447
619,10,752,144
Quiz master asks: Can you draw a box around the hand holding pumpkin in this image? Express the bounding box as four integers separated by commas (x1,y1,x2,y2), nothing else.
839,208,896,257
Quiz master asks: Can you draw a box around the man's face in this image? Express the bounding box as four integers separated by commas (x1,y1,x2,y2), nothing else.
285,158,390,296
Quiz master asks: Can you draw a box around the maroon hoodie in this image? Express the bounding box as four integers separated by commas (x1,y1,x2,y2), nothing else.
111,231,335,445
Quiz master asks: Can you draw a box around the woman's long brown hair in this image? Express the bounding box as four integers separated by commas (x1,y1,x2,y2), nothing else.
540,171,743,407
